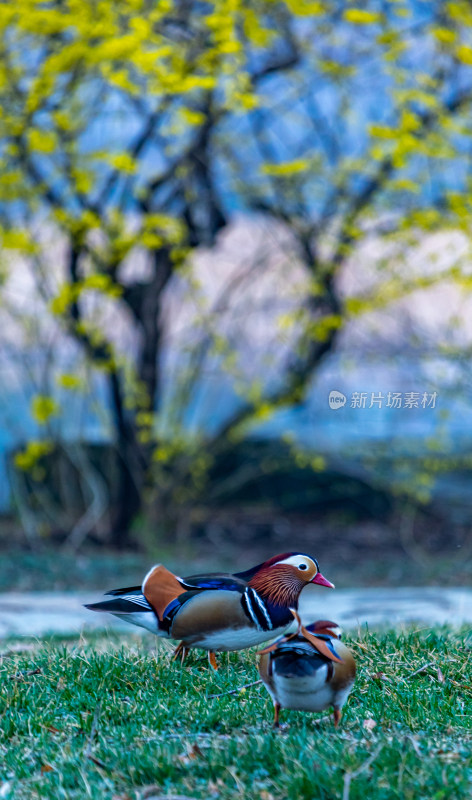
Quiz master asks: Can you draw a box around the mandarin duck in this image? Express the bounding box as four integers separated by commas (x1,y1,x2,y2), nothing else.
85,553,334,668
258,611,356,727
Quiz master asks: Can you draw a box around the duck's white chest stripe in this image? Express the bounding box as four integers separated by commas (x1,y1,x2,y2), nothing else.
241,587,272,631
252,590,272,629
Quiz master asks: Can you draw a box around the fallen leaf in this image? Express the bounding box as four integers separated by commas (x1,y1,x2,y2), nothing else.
8,666,42,681
363,719,377,731
41,764,54,774
44,725,60,734
437,667,445,684
177,743,204,765
449,681,472,690
371,672,388,681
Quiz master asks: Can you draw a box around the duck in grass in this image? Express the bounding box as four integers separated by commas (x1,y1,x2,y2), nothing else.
258,610,356,727
85,553,334,669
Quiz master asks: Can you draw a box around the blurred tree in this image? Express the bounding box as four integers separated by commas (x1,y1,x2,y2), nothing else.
2,0,472,546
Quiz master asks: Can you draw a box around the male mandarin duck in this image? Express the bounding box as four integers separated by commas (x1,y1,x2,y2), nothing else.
258,611,356,727
85,552,334,668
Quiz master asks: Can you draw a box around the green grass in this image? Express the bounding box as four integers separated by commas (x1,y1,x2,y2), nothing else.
1,628,471,799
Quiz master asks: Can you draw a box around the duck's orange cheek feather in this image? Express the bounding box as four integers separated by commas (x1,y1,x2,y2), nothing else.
250,570,302,607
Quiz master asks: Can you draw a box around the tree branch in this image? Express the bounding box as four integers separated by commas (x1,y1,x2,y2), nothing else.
331,88,472,265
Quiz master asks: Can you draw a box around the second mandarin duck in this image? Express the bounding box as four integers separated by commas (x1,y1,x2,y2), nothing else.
85,552,334,668
258,612,356,727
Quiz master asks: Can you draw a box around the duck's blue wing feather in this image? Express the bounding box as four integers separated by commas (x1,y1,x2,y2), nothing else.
180,573,247,591
105,573,246,597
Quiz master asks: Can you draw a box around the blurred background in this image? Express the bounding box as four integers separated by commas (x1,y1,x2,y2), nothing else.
2,0,472,594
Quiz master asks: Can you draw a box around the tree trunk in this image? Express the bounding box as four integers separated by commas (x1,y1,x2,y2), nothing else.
107,250,174,547
107,372,144,547
138,250,173,408
111,444,142,549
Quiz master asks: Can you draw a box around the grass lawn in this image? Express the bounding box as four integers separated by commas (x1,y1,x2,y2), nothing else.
1,627,471,799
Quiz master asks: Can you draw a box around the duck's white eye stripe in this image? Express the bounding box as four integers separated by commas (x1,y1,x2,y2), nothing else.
274,555,315,569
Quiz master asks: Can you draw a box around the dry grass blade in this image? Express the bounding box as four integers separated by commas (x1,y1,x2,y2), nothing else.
84,701,112,772
209,679,262,698
342,745,383,800
406,735,422,758
409,661,435,678
87,755,110,770
84,701,102,760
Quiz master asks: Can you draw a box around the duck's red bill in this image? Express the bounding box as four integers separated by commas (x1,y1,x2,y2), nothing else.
311,572,335,588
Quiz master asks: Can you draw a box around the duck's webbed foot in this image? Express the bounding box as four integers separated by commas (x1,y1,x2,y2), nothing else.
172,641,189,665
208,651,218,670
273,702,281,729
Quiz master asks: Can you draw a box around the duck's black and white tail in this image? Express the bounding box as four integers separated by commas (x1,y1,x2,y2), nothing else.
84,591,160,634
85,592,151,614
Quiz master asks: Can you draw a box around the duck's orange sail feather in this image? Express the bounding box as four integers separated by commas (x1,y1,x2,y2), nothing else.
300,626,344,663
142,564,186,621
